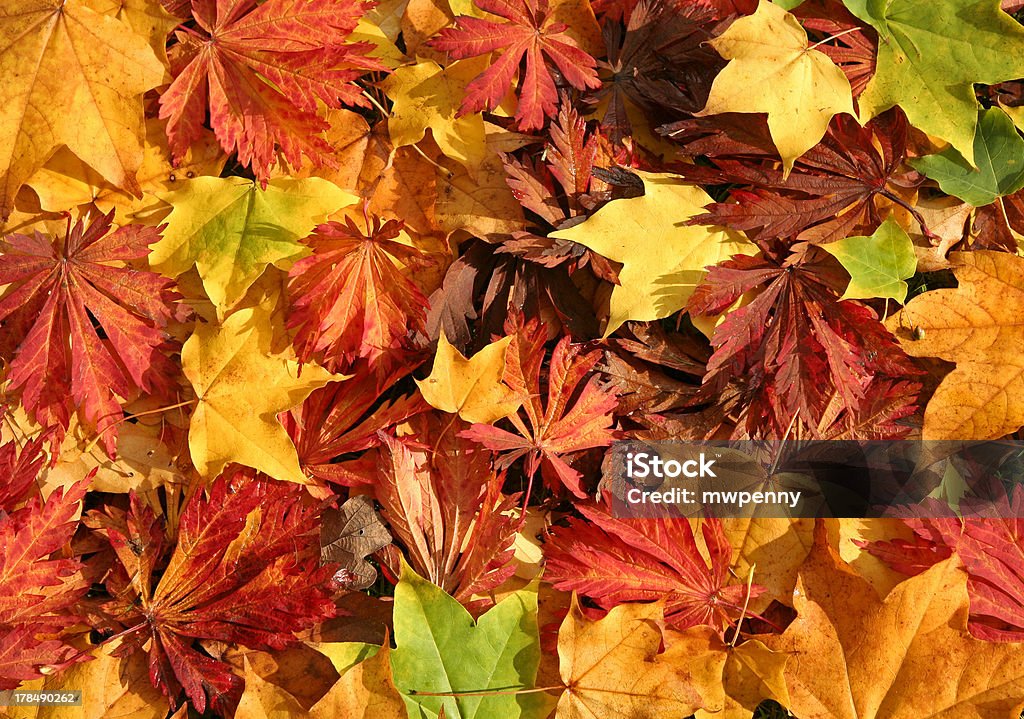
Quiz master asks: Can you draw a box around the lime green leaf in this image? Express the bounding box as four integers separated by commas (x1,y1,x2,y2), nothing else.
823,216,917,303
842,0,1024,167
149,177,356,311
550,171,755,337
909,108,1024,207
390,563,553,719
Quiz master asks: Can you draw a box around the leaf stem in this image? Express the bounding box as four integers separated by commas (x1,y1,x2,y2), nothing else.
82,398,197,455
806,26,863,51
408,685,562,697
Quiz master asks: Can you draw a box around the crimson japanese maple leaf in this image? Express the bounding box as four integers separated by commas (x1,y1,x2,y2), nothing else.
283,362,431,487
372,416,523,605
430,0,601,130
545,502,760,631
664,110,918,243
866,487,1024,641
0,468,89,688
0,437,44,510
462,316,617,498
687,243,920,439
89,471,336,713
159,0,383,182
287,216,432,376
0,212,179,455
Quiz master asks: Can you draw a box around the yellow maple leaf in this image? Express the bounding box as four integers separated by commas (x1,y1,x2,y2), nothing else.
0,0,165,219
382,58,489,170
886,250,1024,440
182,306,346,483
555,596,703,719
698,0,855,177
415,331,521,424
550,171,755,337
765,521,1024,719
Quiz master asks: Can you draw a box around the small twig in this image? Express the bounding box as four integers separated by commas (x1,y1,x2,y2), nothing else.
730,563,756,648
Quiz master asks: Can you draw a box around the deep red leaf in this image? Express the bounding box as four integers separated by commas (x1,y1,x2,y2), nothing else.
0,212,179,455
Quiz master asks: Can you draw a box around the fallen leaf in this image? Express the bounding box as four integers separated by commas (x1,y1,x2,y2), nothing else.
823,215,917,302
765,520,1024,719
182,305,345,482
700,0,854,176
416,331,521,424
0,0,165,219
555,596,702,719
550,171,755,337
886,250,1024,439
149,176,355,312
390,562,553,719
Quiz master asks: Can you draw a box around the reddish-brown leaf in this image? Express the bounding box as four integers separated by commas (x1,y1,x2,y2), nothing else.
0,212,179,455
664,111,913,243
431,0,601,130
687,244,920,438
0,437,45,511
545,503,759,631
287,216,432,376
462,316,617,497
90,471,336,713
283,363,431,487
0,477,89,688
159,0,383,182
373,417,523,605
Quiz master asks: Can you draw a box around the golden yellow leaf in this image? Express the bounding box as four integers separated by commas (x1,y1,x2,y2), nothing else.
28,119,225,221
236,656,306,719
415,330,521,424
4,641,166,719
0,0,165,219
550,171,755,337
556,597,703,719
699,0,854,177
765,521,1024,719
309,643,406,719
886,250,1024,440
382,58,488,170
182,306,346,483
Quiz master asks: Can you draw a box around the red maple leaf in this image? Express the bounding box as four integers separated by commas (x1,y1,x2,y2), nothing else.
462,316,617,498
283,363,431,487
687,243,920,438
430,0,601,130
373,417,523,605
0,475,89,688
0,437,45,511
545,502,759,631
287,215,433,376
159,0,383,182
865,487,1024,641
89,471,336,713
664,111,918,244
0,212,179,456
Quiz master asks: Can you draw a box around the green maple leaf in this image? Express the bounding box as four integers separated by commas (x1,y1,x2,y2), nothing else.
390,563,554,719
823,215,917,303
843,0,1024,167
910,108,1024,207
149,176,355,311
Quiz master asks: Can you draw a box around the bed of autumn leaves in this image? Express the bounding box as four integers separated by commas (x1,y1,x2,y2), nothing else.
10,0,1024,717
